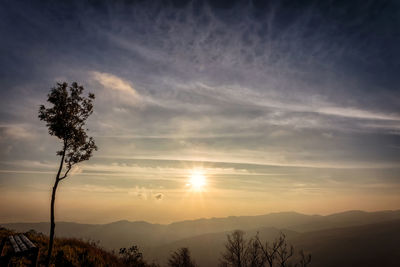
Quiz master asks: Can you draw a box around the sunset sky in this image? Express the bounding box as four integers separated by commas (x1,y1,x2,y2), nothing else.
1,0,399,224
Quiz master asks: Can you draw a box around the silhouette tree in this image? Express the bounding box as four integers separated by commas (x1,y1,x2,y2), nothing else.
220,230,248,267
119,245,147,267
38,82,97,266
295,250,311,267
246,236,263,267
118,245,160,267
255,232,285,267
168,247,196,267
222,231,311,267
275,233,294,267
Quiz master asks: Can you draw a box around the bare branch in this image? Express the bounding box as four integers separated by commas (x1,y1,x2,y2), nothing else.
59,165,72,181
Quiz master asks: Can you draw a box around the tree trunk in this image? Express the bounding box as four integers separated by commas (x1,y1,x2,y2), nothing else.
45,148,65,267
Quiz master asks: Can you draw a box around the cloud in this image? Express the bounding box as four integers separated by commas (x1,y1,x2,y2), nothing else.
154,193,163,200
0,124,35,141
69,165,83,176
90,71,138,96
317,107,400,121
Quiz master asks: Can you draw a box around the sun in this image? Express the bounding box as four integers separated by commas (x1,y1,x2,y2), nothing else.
188,169,207,191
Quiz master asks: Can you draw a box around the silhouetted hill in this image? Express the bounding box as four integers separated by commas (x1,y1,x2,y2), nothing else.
145,227,299,266
145,220,400,267
2,210,400,251
291,210,400,232
293,219,400,267
166,211,316,236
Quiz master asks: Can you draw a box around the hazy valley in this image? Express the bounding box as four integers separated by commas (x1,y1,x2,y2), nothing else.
3,210,400,266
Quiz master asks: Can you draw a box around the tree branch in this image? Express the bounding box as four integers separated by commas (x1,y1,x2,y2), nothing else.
59,165,72,181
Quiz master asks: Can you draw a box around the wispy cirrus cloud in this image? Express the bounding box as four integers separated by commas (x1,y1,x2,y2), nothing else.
90,71,138,96
0,124,36,141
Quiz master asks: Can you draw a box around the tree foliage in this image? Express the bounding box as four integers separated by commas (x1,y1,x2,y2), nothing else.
119,245,146,267
39,82,97,176
119,245,160,267
168,247,197,267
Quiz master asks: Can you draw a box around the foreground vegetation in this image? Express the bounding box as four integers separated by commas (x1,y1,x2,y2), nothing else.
1,227,309,267
0,228,157,267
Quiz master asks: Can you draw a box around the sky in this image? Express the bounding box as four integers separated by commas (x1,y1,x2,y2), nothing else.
0,0,400,224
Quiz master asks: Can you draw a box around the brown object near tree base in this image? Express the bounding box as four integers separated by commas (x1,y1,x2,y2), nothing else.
0,234,38,267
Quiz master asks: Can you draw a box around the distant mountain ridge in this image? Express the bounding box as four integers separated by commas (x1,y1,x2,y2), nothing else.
147,219,400,266
2,210,400,250
3,210,400,266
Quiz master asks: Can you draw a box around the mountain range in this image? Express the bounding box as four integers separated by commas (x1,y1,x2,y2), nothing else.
2,210,400,266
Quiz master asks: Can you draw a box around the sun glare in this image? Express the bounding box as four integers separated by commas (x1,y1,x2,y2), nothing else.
188,170,206,191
